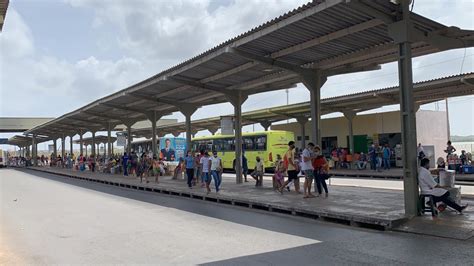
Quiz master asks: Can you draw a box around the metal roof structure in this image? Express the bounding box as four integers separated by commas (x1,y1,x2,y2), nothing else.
0,117,55,133
24,0,474,141
7,135,49,147
130,73,474,138
0,0,8,32
73,136,117,146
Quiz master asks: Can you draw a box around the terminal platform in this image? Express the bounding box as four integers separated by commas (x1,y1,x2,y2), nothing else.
19,167,474,240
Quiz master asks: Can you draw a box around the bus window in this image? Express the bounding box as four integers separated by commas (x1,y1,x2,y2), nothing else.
213,139,224,151
255,135,267,150
243,137,255,150
223,138,235,151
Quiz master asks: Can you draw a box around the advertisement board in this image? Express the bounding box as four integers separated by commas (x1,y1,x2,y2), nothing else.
159,137,186,162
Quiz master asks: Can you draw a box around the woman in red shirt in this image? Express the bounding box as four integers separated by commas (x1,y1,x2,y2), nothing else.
312,146,329,197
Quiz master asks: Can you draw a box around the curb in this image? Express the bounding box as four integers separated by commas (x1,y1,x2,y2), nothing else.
21,167,407,231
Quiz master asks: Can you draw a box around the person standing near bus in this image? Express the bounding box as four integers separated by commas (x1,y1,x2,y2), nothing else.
200,152,211,192
382,144,391,170
279,141,300,194
242,152,249,182
185,151,195,189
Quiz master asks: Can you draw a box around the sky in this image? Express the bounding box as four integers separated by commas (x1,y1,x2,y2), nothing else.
0,0,473,151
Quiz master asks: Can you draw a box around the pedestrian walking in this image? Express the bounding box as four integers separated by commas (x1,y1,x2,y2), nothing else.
210,151,223,192
382,144,391,170
200,152,211,193
250,156,264,187
313,146,329,197
122,152,129,176
301,143,316,198
279,141,300,194
273,154,285,189
185,151,195,188
242,152,249,182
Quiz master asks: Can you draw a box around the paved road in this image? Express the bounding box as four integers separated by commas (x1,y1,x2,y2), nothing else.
1,169,473,265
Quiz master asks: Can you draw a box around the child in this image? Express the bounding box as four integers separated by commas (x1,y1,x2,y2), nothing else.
273,154,285,190
173,157,184,179
251,156,264,187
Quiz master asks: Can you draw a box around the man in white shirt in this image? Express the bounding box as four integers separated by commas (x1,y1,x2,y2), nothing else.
200,152,211,193
301,143,316,199
418,158,467,214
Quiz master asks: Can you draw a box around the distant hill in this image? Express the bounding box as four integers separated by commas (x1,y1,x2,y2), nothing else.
451,135,474,142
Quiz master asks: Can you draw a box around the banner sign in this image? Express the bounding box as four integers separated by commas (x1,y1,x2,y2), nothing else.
159,137,186,162
220,116,234,135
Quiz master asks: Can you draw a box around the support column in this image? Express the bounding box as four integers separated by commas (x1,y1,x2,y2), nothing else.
106,123,115,159
146,112,162,157
70,135,74,157
343,111,356,155
227,92,248,184
79,132,84,155
296,117,308,148
121,120,136,155
61,135,66,159
260,121,271,131
32,135,37,166
180,106,198,152
53,139,57,158
393,0,419,217
91,131,96,156
301,71,327,146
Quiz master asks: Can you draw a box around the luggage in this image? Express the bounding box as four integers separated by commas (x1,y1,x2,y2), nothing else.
462,165,474,174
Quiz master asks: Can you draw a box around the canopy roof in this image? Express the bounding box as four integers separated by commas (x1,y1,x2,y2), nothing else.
131,73,474,138
8,135,49,147
73,136,117,146
24,0,474,140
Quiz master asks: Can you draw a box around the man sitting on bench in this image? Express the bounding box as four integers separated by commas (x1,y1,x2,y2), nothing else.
418,158,468,214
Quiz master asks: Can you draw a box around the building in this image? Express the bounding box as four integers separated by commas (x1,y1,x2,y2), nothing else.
271,109,448,163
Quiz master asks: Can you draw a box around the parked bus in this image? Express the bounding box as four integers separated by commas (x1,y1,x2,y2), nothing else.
192,130,294,171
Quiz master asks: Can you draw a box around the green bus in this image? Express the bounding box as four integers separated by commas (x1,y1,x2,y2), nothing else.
192,130,294,171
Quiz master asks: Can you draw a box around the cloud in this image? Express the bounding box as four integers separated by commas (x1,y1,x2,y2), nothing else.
0,8,151,117
65,0,308,66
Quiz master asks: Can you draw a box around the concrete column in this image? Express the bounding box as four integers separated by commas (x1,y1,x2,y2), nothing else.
107,123,113,159
53,139,57,158
394,1,419,217
70,135,74,157
260,122,271,131
79,132,84,155
127,126,132,154
32,135,37,166
146,112,161,157
343,111,356,155
227,92,248,184
91,131,96,156
180,106,198,152
61,135,66,159
296,117,308,148
302,71,326,146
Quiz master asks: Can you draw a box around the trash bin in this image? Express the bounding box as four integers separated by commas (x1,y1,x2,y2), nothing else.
439,170,455,187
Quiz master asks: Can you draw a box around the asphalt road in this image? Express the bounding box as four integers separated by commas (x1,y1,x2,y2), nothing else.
1,168,473,265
